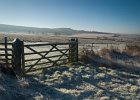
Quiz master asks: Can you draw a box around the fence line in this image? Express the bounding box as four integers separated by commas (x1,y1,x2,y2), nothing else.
0,37,13,68
91,42,128,52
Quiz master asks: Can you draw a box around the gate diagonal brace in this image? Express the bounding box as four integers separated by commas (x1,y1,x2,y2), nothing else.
53,45,69,57
25,45,56,73
52,49,69,66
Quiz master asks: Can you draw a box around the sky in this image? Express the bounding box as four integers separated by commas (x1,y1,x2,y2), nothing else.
0,0,140,34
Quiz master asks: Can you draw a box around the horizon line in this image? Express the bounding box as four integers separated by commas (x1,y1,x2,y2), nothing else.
0,23,138,35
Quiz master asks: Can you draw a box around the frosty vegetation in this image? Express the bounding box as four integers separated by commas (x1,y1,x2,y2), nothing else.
0,44,140,100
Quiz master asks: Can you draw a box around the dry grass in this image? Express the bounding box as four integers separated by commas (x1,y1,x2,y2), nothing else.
79,44,140,75
125,45,140,56
79,47,97,63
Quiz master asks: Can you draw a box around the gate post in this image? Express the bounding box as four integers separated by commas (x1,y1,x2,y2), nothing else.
69,38,78,62
4,37,8,68
12,38,24,76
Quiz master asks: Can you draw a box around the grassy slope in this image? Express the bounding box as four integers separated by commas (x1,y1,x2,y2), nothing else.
0,63,140,100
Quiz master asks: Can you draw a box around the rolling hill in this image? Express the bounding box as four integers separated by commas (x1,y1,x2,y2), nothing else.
0,24,112,35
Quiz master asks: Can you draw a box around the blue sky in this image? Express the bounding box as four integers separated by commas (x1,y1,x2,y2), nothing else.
0,0,140,34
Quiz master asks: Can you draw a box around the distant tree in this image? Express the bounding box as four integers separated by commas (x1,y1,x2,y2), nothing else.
42,32,45,34
54,32,61,36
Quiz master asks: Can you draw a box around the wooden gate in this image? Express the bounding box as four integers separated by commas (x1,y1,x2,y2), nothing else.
23,39,78,74
0,38,78,76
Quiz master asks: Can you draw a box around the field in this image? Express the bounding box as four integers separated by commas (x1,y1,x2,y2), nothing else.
0,33,140,99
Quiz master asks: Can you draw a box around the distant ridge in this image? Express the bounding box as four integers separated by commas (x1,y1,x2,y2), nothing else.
0,24,112,35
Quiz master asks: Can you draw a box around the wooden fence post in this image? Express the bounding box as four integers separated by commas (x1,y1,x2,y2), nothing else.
4,37,8,68
21,41,25,76
69,38,78,62
75,38,78,62
12,38,24,76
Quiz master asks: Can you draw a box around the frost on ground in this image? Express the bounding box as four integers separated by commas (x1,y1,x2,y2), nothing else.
0,63,140,100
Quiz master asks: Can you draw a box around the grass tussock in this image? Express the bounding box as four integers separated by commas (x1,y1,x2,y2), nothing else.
79,44,140,75
79,47,97,63
125,45,140,56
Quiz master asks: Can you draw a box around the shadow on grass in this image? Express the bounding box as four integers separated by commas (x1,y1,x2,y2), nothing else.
109,50,139,61
83,78,125,99
40,64,128,99
23,75,77,100
0,70,76,100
